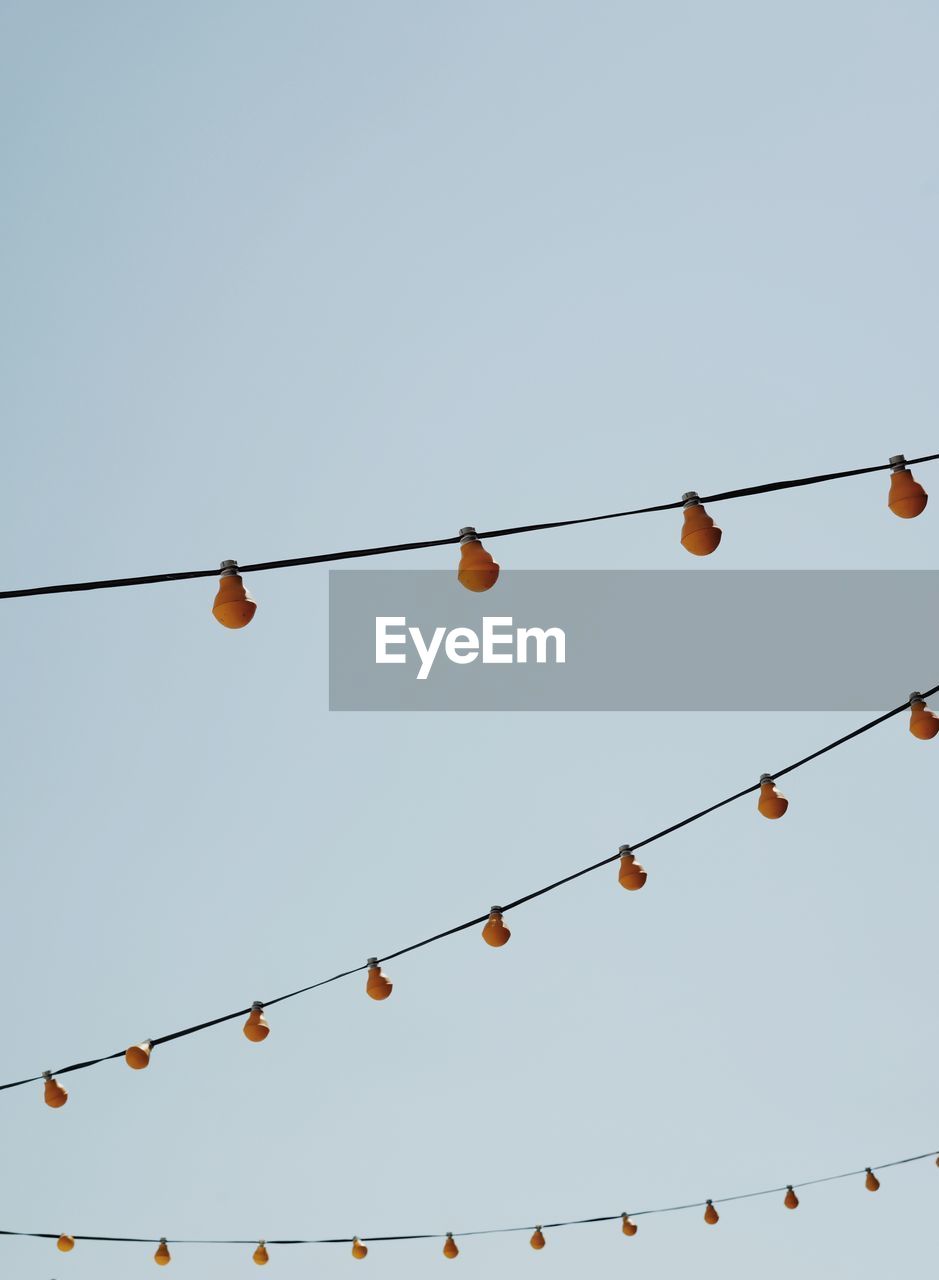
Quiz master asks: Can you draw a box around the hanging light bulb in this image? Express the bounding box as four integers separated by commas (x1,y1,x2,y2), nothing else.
57,1234,75,1252
529,1227,546,1250
481,907,511,947
621,1214,638,1236
908,693,939,740
154,1238,171,1265
125,1040,152,1070
784,1186,799,1210
757,774,789,819
42,1071,68,1109
457,527,500,592
617,845,647,890
253,1241,269,1265
443,1233,459,1259
365,959,393,1000
243,1002,270,1043
212,560,257,629
352,1237,368,1259
703,1201,719,1225
887,455,928,519
680,493,722,556
865,1168,881,1192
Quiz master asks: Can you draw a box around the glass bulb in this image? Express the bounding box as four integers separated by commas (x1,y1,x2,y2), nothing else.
154,1238,171,1265
57,1234,75,1252
618,848,647,890
704,1201,719,1224
43,1072,68,1109
366,960,393,1000
125,1040,152,1070
482,908,511,947
212,563,257,629
352,1237,368,1259
243,1003,270,1042
529,1228,545,1250
888,461,928,518
621,1214,638,1236
909,695,939,740
680,494,722,556
443,1233,459,1259
253,1242,269,1265
865,1168,881,1192
757,776,788,819
784,1186,799,1210
457,529,500,592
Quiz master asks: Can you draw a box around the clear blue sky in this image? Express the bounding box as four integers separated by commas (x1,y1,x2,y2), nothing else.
1,3,937,1278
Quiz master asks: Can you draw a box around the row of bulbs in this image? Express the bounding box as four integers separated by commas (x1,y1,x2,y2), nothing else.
35,690,939,1110
210,457,930,627
49,1163,931,1263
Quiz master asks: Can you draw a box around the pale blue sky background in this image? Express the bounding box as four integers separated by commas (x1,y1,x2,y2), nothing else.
1,3,938,1278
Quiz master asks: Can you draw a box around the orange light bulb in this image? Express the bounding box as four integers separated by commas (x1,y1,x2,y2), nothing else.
154,1238,171,1265
909,693,939,740
57,1234,75,1252
621,1214,638,1237
617,846,647,890
125,1040,152,1070
757,774,788,819
43,1071,68,1109
243,1002,270,1043
888,456,928,518
212,561,257,629
784,1186,799,1210
703,1200,719,1225
529,1228,545,1250
443,1233,459,1259
457,528,500,592
352,1237,368,1259
366,959,393,1000
865,1168,881,1192
680,493,722,556
481,907,511,947
253,1241,269,1265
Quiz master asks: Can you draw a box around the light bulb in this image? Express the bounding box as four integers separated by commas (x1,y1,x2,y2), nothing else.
352,1237,368,1259
253,1241,269,1265
57,1234,75,1252
366,959,393,1000
621,1214,638,1236
703,1200,719,1225
680,493,722,556
784,1186,799,1210
154,1238,171,1265
757,775,788,819
212,561,257,629
125,1040,152,1070
443,1233,459,1259
887,456,928,518
43,1071,68,1109
457,528,500,592
909,693,939,740
481,907,511,947
865,1168,881,1192
617,846,647,890
243,1002,270,1043
529,1228,545,1250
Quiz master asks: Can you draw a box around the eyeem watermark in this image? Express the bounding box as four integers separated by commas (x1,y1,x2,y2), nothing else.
376,616,566,680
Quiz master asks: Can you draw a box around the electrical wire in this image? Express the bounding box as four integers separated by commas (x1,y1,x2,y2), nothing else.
2,683,934,1097
0,1148,935,1248
1,452,936,600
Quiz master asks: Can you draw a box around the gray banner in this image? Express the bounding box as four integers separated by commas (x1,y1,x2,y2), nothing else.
328,570,937,711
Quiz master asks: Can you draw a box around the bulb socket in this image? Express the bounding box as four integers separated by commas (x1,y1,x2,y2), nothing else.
618,844,632,855
367,957,379,969
681,491,701,507
219,559,239,576
889,455,908,471
489,905,504,915
909,692,924,705
459,527,479,544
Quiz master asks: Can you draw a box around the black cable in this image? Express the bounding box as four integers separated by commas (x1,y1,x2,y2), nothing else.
0,1148,935,1248
1,452,935,600
1,683,934,1097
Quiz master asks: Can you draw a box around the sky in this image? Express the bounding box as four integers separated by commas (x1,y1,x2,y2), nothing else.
1,2,938,1278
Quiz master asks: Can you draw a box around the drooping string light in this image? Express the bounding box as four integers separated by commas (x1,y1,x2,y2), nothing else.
352,1237,368,1259
865,1168,881,1192
154,1238,171,1265
125,1040,152,1070
617,845,647,890
887,455,928,518
243,1002,270,1043
365,959,393,1000
621,1214,638,1236
680,492,722,556
784,1186,799,1209
42,1071,67,1108
253,1241,269,1265
481,907,511,947
57,1234,75,1252
908,693,939,740
704,1200,720,1225
757,774,789,819
457,527,500,592
443,1233,459,1258
529,1227,546,1250
212,560,257,629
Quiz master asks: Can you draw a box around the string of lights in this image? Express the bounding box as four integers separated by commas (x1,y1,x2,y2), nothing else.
0,451,934,609
9,683,939,1108
4,1147,937,1261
